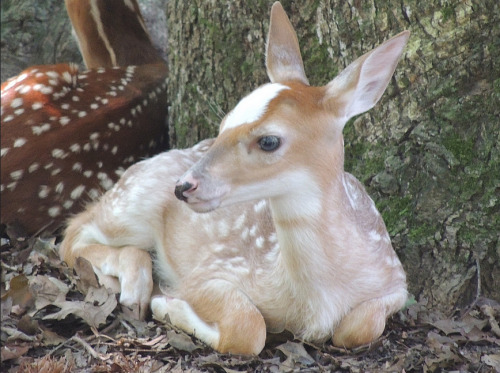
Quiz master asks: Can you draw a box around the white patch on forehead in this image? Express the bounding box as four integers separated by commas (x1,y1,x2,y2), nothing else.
221,83,289,132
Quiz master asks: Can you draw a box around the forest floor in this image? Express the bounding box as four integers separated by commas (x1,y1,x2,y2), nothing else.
1,226,499,373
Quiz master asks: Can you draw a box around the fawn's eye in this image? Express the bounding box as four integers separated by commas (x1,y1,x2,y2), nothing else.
258,136,281,152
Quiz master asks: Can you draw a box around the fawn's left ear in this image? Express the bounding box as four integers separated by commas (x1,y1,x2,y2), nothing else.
266,2,309,85
323,31,410,124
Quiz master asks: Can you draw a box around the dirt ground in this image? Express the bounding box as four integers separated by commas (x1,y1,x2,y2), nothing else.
1,227,499,372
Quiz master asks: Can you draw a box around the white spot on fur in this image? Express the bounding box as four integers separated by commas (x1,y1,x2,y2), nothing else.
48,206,61,217
72,162,82,172
32,123,51,135
70,144,81,153
241,227,250,240
13,138,27,147
217,220,230,237
255,236,265,248
10,170,23,180
32,102,43,110
60,116,70,125
211,243,226,253
38,185,50,198
10,98,23,108
268,232,278,243
29,163,40,173
89,188,100,199
369,230,382,241
70,185,86,199
62,71,72,83
55,182,64,194
46,71,59,79
233,213,246,231
63,200,74,209
19,85,31,94
249,224,258,237
52,148,66,159
221,83,289,132
253,199,267,213
97,172,114,190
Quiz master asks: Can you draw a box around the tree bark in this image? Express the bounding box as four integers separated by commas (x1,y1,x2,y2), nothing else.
167,0,500,311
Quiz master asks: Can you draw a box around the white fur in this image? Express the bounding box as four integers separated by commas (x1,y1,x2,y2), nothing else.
221,84,289,132
151,297,220,347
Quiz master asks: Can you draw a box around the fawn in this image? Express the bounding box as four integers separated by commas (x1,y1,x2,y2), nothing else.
60,2,409,355
1,0,167,233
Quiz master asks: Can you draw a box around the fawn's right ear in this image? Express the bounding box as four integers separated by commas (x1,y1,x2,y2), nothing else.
265,2,309,86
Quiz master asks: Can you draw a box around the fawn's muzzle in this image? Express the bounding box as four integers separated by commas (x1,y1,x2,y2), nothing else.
175,181,196,202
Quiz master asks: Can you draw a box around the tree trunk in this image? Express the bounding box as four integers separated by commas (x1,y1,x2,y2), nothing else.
167,0,500,312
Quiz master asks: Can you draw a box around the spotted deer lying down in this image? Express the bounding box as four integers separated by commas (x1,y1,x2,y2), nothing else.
60,2,409,355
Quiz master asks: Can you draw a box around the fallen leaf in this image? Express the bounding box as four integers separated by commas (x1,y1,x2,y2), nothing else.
30,275,69,311
276,341,315,367
426,330,457,348
32,236,58,257
17,314,40,336
430,319,458,335
167,330,200,352
40,326,67,346
74,257,100,294
1,344,30,361
3,326,38,342
481,304,500,338
140,334,168,347
2,275,34,312
481,354,500,370
42,287,117,328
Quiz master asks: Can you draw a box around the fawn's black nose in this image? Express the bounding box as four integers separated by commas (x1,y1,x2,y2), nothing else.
175,181,196,202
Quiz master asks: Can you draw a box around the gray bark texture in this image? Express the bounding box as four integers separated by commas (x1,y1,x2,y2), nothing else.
1,0,498,312
166,0,499,312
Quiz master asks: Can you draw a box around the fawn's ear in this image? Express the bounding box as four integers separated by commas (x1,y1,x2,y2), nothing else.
324,31,410,123
266,2,309,85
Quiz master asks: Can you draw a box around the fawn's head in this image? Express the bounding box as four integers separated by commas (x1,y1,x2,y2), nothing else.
175,2,409,212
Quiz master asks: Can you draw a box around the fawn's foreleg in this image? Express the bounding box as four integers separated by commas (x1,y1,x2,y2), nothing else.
60,243,153,319
152,279,266,355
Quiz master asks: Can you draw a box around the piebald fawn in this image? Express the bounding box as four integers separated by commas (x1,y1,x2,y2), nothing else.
60,2,409,355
